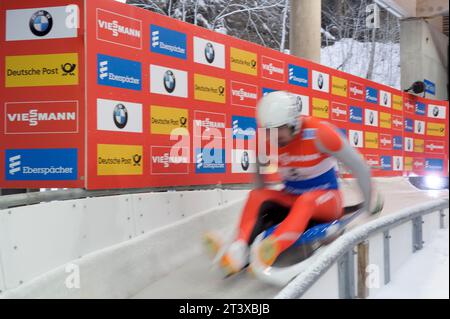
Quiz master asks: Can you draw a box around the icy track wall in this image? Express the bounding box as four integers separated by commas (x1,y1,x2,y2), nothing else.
1,0,449,191
0,188,249,297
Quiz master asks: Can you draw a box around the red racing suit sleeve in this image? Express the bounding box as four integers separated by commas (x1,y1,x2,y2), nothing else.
314,121,375,213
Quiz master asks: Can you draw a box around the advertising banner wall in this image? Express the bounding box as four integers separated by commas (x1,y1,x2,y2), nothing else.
1,0,448,189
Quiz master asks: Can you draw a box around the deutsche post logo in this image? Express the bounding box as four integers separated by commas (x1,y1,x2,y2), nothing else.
6,53,78,87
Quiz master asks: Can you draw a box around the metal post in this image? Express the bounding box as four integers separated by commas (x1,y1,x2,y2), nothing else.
338,249,355,299
357,241,369,298
383,231,391,285
412,216,424,252
439,209,446,229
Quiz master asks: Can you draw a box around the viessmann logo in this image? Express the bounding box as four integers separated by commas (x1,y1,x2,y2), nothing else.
261,56,284,82
392,115,403,130
97,8,142,49
425,140,445,154
230,81,258,107
331,103,347,122
193,111,226,138
349,82,364,100
151,146,189,175
379,134,392,150
5,101,78,134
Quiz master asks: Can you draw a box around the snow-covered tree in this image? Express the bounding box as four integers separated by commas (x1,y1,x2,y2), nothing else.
127,0,401,88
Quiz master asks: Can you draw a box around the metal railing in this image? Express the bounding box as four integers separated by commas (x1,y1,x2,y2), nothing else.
275,199,449,299
0,184,255,210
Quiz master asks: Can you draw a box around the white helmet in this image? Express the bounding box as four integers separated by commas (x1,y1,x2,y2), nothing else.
256,91,302,133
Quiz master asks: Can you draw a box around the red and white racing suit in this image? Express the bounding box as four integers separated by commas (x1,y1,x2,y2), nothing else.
237,116,373,256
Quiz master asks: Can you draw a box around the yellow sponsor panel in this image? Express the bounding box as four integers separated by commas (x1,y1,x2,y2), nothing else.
404,157,413,171
365,132,379,149
332,76,348,97
426,122,445,137
151,105,189,135
312,98,329,119
414,139,424,153
194,74,226,103
380,112,392,129
5,53,78,87
97,144,143,176
230,47,258,76
392,95,403,111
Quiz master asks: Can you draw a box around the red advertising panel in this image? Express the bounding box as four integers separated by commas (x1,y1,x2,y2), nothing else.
0,0,85,188
1,0,448,190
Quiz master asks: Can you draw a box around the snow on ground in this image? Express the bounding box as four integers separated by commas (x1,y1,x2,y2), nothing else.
370,228,449,299
321,38,400,89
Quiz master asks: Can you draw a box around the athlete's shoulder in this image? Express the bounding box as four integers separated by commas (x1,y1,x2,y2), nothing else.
314,119,344,153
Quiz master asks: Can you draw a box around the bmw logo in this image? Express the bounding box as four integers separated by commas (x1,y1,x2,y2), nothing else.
433,106,439,117
241,151,250,171
369,112,374,124
353,132,359,146
318,74,324,89
29,10,53,37
164,70,176,93
113,103,128,129
204,42,215,64
295,96,303,113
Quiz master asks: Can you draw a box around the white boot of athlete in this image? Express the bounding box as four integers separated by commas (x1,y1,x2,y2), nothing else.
219,239,249,276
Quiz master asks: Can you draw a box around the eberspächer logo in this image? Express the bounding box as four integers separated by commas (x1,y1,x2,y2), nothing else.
6,148,78,181
97,54,141,91
151,24,187,60
195,148,226,174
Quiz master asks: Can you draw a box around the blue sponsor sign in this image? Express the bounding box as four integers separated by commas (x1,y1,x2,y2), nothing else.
424,79,436,95
97,54,141,91
150,25,187,60
405,118,414,132
366,87,378,104
380,156,392,170
195,148,226,174
349,106,363,124
393,136,403,150
415,102,426,116
425,159,443,171
288,64,308,88
262,87,276,96
232,116,256,140
6,148,78,181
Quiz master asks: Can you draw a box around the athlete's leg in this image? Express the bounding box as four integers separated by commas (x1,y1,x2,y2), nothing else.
237,189,297,243
218,189,296,275
257,189,343,266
